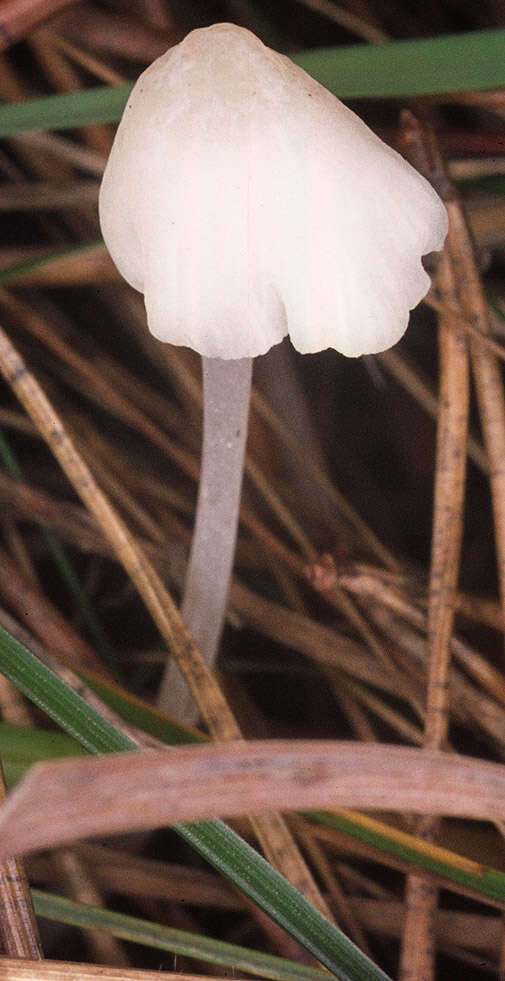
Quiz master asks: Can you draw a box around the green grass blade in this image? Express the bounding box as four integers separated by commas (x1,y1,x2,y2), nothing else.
0,721,85,787
0,722,84,762
81,671,206,745
177,819,389,981
0,28,504,139
292,27,505,98
0,625,391,981
307,810,505,908
33,889,330,981
0,627,128,755
0,84,132,137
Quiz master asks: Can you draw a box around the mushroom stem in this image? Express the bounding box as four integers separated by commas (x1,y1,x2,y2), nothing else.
157,356,253,721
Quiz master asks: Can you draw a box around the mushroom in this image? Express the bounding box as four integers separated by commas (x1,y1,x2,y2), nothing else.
99,22,448,721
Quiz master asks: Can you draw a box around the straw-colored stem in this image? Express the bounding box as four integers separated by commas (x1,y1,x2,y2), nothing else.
399,276,469,981
157,357,252,723
0,764,42,959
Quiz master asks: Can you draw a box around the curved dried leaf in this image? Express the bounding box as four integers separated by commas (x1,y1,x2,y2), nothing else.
1,740,505,859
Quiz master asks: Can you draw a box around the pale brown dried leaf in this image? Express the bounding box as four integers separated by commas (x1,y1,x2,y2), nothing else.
2,741,505,860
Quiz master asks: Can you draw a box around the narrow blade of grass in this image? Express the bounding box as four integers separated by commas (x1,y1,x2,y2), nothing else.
308,811,505,908
33,889,331,981
0,84,133,137
293,27,505,98
0,624,391,981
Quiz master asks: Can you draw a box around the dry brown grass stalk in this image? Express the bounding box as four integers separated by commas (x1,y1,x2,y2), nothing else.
0,764,42,959
0,310,332,919
51,850,129,966
395,115,471,981
0,960,226,981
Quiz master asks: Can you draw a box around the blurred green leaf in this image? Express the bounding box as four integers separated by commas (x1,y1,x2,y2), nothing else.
0,84,132,137
294,27,505,98
459,175,505,195
0,241,104,284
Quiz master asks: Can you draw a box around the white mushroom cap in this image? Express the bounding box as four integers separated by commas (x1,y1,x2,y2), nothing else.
99,22,448,359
